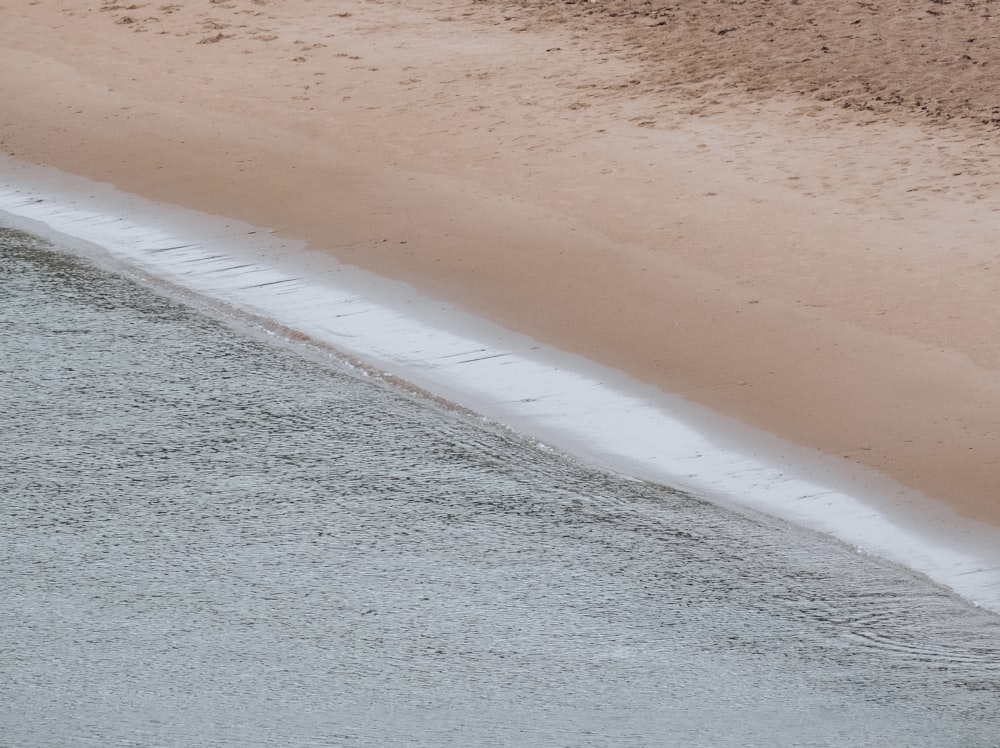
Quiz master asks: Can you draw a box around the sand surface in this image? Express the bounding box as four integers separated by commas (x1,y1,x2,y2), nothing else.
3,0,1000,528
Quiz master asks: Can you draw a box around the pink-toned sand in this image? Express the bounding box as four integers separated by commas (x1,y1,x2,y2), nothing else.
3,0,1000,528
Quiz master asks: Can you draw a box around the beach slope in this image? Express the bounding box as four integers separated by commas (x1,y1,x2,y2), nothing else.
3,0,1000,532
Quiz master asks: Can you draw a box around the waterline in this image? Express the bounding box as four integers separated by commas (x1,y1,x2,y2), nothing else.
2,158,999,613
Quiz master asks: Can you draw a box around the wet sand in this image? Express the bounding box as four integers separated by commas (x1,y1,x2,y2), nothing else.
3,0,1000,530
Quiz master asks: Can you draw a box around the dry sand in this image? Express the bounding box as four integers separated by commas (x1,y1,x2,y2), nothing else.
3,0,1000,528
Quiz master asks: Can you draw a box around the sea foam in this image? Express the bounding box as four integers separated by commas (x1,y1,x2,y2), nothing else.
2,157,998,613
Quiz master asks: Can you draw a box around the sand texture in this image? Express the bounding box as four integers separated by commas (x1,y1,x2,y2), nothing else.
2,0,1000,527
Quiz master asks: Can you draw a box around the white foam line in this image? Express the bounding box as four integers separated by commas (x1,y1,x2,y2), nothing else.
2,168,999,613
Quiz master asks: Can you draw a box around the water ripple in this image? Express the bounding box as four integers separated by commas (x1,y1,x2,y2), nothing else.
4,228,1000,747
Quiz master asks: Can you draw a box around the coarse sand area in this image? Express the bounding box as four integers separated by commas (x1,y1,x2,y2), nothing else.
3,0,1000,530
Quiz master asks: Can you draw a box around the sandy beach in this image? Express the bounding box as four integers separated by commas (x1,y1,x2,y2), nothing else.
3,0,1000,532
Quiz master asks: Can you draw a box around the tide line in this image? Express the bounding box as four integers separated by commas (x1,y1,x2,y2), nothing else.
1,169,999,613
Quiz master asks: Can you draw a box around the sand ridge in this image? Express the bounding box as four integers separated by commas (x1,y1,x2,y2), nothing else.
3,0,1000,530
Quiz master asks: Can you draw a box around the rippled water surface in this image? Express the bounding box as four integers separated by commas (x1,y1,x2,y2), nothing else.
3,228,1000,747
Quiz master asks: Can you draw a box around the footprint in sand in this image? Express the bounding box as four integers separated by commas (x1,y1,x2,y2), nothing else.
198,32,229,44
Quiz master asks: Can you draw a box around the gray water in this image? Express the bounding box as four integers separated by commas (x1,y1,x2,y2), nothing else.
2,226,1000,747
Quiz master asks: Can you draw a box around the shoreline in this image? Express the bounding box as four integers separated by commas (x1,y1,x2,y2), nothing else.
4,1,1000,600
3,159,1000,613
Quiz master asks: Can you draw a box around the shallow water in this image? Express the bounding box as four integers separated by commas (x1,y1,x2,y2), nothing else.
3,227,1000,747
